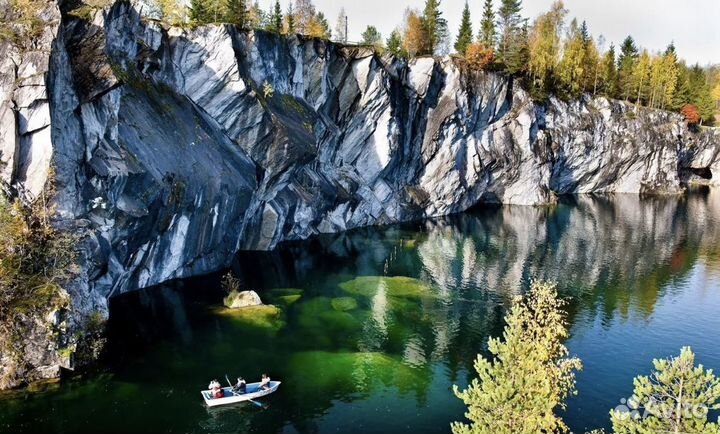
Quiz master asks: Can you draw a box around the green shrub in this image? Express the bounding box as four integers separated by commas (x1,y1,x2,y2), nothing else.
0,175,77,351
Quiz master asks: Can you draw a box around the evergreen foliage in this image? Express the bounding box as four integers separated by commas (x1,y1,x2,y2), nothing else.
478,0,496,48
452,282,582,434
386,30,408,58
224,0,247,28
610,347,720,434
422,0,448,55
454,2,473,55
361,25,383,48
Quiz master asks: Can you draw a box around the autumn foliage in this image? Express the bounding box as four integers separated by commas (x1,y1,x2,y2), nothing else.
402,10,429,57
465,43,494,71
681,103,701,125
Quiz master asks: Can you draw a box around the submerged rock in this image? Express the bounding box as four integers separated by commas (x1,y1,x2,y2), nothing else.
331,297,359,312
213,304,284,331
340,276,435,299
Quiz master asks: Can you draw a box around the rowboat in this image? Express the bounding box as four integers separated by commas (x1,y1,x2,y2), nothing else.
201,381,281,407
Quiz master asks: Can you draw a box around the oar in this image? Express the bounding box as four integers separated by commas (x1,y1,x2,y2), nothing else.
225,374,263,408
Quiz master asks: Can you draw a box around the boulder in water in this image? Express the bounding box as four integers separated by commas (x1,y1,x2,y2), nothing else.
223,290,263,309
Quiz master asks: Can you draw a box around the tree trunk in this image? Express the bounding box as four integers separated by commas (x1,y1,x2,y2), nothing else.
674,377,684,434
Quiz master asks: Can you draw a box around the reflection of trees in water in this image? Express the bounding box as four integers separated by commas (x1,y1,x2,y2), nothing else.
104,189,720,433
409,190,720,372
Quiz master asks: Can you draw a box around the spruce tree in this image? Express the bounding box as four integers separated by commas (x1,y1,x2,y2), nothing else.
601,43,618,98
497,0,523,69
266,0,282,33
478,0,496,48
579,20,590,46
225,0,247,28
454,2,473,55
611,347,720,434
618,35,639,100
189,0,211,25
452,282,582,434
285,4,295,34
422,0,448,55
503,21,528,75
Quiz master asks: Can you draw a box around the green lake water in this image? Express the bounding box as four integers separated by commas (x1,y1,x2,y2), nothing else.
2,190,720,434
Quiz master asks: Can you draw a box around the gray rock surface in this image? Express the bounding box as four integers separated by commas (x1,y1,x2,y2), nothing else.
224,290,263,309
0,1,719,388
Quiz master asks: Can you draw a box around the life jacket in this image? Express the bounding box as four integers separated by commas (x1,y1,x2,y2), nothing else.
213,388,224,399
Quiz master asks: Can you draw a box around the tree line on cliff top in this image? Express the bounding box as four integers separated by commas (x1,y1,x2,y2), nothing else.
2,0,718,124
148,0,718,125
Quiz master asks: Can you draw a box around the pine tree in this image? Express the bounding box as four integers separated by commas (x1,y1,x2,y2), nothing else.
454,2,473,55
452,282,582,434
611,347,720,434
189,0,211,25
225,0,247,28
422,0,448,55
266,0,282,33
478,0,496,48
497,0,523,69
361,26,382,48
618,35,639,100
386,30,407,58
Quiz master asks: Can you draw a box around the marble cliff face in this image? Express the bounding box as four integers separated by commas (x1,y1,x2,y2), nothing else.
0,0,718,387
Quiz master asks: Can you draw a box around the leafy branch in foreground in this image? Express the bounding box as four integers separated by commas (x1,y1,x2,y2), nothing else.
452,281,582,434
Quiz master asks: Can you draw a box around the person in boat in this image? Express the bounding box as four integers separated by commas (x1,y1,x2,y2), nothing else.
208,379,223,399
259,374,271,390
233,377,247,394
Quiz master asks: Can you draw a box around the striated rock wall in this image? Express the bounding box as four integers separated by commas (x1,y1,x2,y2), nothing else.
0,1,719,387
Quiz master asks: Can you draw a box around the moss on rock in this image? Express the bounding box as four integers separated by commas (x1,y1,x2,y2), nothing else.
213,305,284,331
339,276,435,299
331,297,358,312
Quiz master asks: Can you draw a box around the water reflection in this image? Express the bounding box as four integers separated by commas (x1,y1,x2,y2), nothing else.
2,189,719,434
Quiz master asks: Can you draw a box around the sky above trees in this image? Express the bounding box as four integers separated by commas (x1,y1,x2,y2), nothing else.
293,0,719,65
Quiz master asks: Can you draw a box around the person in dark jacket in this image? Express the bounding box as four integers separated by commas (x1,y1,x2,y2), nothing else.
233,377,247,394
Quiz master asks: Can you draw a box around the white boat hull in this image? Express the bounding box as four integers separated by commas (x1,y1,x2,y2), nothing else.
201,381,281,407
